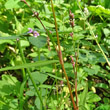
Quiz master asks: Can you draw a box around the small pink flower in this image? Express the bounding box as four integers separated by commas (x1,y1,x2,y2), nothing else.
28,28,33,33
70,56,73,61
70,56,75,67
27,28,40,38
33,31,39,38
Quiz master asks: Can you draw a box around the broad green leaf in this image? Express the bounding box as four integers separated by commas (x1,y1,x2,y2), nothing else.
0,80,14,96
15,16,23,34
74,34,85,41
41,65,53,72
87,92,101,103
95,104,110,110
2,74,18,85
25,90,35,96
103,28,110,37
42,20,54,28
0,60,58,72
103,97,110,104
28,72,48,84
5,0,20,9
9,99,18,109
84,65,100,76
29,36,47,48
20,40,30,47
83,67,96,76
0,75,20,96
88,5,110,17
74,26,83,33
30,19,54,29
33,54,46,61
35,97,41,110
95,83,108,89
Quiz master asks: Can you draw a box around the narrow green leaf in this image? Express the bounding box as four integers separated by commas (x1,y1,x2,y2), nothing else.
0,36,21,40
0,60,58,72
38,84,56,89
47,73,73,85
79,82,88,109
95,83,108,89
19,80,26,110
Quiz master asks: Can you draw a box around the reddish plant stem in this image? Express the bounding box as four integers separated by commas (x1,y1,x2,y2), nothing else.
21,0,33,11
37,17,47,31
50,0,77,109
21,1,77,109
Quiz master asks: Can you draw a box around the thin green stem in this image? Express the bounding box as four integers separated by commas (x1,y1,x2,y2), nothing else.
17,39,44,109
21,68,26,81
17,40,26,80
38,48,41,61
75,52,78,109
87,22,110,67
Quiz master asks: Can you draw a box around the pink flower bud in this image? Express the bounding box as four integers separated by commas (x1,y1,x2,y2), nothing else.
70,20,75,28
70,32,73,37
28,28,33,33
70,56,75,67
32,12,39,17
69,10,74,20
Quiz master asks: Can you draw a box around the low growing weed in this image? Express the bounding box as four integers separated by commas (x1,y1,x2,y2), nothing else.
0,0,110,110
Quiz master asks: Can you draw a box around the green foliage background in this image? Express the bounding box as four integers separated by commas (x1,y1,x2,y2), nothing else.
0,0,110,110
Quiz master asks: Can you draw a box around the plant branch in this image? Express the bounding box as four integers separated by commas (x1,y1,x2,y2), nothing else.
75,52,78,109
50,0,77,109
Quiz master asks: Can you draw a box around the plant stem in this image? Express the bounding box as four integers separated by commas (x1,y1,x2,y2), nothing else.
50,0,77,109
87,22,110,67
17,39,44,109
75,52,78,109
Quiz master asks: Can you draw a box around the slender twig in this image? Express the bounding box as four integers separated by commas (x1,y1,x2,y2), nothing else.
50,0,77,109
